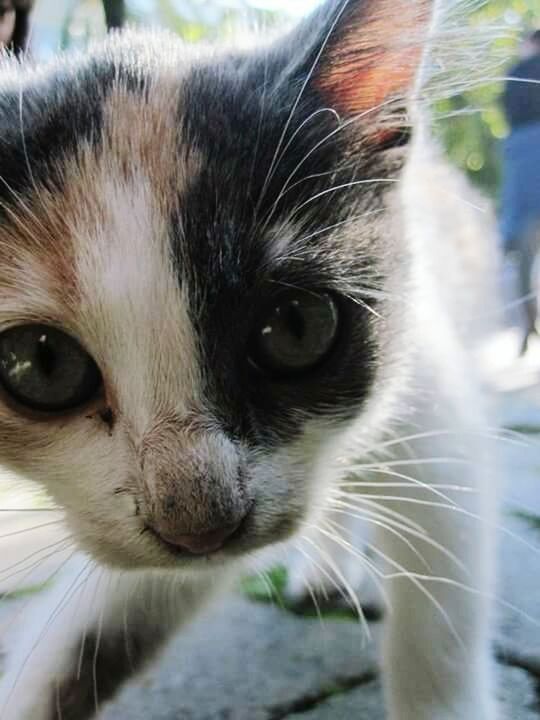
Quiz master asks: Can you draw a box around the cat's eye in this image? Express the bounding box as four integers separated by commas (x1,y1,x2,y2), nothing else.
0,324,102,413
248,289,340,377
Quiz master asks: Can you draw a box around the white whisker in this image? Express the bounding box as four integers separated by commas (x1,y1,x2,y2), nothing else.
268,210,385,266
264,178,398,236
348,427,528,455
0,508,61,512
255,2,352,211
0,548,79,717
294,540,347,606
0,549,79,639
389,574,540,630
347,457,469,470
288,541,329,626
300,533,370,639
77,569,105,682
320,517,391,612
338,464,469,507
0,519,65,541
330,495,426,534
327,502,469,576
264,106,341,198
260,93,404,230
0,536,73,586
93,574,111,716
358,541,465,651
323,505,432,572
337,481,476,492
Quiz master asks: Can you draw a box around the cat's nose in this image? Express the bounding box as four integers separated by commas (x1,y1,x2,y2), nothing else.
157,520,243,555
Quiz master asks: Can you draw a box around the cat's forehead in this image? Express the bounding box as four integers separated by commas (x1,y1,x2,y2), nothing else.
0,32,374,317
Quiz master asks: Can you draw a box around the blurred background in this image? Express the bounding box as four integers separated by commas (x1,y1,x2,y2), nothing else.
26,0,540,203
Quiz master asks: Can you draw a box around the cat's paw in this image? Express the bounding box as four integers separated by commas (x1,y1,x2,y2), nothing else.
283,541,382,618
283,510,383,616
386,686,498,720
388,703,497,720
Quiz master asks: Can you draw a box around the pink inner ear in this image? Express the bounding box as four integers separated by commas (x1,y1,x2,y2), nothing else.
315,0,431,117
319,46,424,116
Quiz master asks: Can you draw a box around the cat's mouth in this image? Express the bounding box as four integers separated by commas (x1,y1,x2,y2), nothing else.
145,514,251,559
142,504,297,565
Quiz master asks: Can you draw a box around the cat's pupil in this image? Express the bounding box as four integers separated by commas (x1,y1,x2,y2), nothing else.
36,334,57,377
282,301,306,342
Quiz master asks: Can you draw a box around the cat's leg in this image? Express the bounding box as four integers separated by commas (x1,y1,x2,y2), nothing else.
0,556,218,720
374,405,497,719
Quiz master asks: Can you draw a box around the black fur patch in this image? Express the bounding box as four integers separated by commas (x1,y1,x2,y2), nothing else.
0,47,148,213
52,628,166,720
173,43,401,445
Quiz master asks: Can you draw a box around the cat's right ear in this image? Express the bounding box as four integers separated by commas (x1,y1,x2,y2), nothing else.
283,0,434,145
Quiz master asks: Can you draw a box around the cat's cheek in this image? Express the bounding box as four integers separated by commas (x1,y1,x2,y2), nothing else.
241,420,353,547
0,413,142,549
0,408,104,471
0,413,76,475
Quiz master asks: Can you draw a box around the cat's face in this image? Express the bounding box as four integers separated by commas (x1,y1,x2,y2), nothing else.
0,0,430,571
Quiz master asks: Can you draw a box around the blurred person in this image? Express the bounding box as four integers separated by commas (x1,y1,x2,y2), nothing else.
501,30,540,355
102,0,125,31
0,0,124,54
0,0,33,54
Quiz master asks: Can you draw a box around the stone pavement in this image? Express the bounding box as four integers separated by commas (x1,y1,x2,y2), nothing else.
1,327,540,719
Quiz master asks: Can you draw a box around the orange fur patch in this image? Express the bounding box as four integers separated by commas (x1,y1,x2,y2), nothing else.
316,0,431,116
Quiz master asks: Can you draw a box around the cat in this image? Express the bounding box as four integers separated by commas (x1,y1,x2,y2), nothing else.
0,0,500,718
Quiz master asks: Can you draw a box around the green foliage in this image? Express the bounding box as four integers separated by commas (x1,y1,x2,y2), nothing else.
240,565,359,620
126,0,282,41
0,580,52,601
60,0,107,51
240,565,289,604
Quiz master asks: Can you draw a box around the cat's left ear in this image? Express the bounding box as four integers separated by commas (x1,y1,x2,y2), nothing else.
300,0,434,143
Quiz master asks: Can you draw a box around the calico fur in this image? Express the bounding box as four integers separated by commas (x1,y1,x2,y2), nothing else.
0,1,499,718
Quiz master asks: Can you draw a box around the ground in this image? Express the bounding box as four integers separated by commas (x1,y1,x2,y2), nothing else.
1,324,540,719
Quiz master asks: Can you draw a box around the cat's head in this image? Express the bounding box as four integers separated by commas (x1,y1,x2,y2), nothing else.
0,0,432,571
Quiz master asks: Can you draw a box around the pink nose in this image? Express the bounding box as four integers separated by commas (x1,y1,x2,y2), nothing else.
158,521,242,555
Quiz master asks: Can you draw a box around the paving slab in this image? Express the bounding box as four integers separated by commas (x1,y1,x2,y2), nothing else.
286,679,384,720
98,597,379,720
286,666,539,720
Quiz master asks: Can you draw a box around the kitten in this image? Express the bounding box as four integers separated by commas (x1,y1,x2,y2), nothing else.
0,1,499,718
